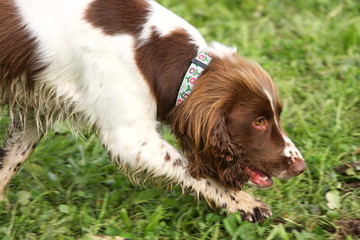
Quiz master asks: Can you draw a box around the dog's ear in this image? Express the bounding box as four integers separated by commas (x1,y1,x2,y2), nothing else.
178,134,217,179
170,101,249,189
208,115,249,189
210,115,238,162
169,97,221,180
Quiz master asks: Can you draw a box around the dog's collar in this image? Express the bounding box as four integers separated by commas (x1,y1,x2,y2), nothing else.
176,50,213,105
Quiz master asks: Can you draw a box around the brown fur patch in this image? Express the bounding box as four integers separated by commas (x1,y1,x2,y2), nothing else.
135,29,198,120
164,152,171,162
0,0,46,94
84,0,150,36
173,158,183,167
85,0,197,120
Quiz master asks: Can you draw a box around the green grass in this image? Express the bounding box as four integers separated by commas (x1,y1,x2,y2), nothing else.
1,0,359,239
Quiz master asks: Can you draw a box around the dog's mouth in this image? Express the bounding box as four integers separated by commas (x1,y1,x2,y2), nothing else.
245,165,273,187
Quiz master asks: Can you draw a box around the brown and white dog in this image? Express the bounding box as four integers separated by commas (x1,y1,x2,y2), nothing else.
0,0,306,222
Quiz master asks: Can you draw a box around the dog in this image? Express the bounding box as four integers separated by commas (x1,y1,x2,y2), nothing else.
0,0,306,222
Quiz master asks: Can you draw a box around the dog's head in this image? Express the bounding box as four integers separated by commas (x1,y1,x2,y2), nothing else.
170,45,306,190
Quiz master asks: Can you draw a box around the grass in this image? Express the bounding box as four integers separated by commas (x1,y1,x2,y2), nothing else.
0,0,359,239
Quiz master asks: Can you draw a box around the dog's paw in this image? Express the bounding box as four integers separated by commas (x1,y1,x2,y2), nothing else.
237,201,272,223
220,190,272,223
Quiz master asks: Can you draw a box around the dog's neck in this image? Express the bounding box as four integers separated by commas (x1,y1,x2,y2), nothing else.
175,50,213,105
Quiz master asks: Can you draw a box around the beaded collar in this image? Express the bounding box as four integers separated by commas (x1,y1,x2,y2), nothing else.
176,50,213,105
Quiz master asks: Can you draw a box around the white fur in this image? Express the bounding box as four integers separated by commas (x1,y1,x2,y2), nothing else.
264,90,302,163
283,136,304,163
208,41,237,59
140,0,207,49
264,90,280,127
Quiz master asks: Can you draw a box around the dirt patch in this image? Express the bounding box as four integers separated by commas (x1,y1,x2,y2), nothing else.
336,217,360,239
335,162,360,190
335,162,360,176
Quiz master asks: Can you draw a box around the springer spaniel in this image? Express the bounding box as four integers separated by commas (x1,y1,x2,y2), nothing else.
0,0,306,222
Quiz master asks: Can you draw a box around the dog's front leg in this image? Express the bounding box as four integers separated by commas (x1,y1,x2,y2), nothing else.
98,126,271,222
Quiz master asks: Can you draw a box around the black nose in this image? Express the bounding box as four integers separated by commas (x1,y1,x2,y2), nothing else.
293,157,307,175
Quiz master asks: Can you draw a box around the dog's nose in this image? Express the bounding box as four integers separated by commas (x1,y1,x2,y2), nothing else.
293,158,307,175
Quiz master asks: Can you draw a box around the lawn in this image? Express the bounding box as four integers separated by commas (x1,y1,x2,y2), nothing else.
0,0,359,239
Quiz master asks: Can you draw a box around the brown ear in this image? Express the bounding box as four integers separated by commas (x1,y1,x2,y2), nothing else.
178,134,218,180
170,102,249,189
169,100,221,180
210,115,239,162
208,115,249,189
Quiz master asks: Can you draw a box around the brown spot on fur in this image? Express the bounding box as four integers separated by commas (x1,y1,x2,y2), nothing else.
173,158,183,167
0,0,46,93
141,141,147,146
13,163,22,172
84,0,150,36
135,152,141,163
164,152,170,162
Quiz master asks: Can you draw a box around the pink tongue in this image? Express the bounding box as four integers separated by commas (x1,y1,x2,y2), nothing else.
245,167,273,187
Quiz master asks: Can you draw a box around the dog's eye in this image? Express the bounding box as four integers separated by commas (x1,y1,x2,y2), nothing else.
253,117,266,128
